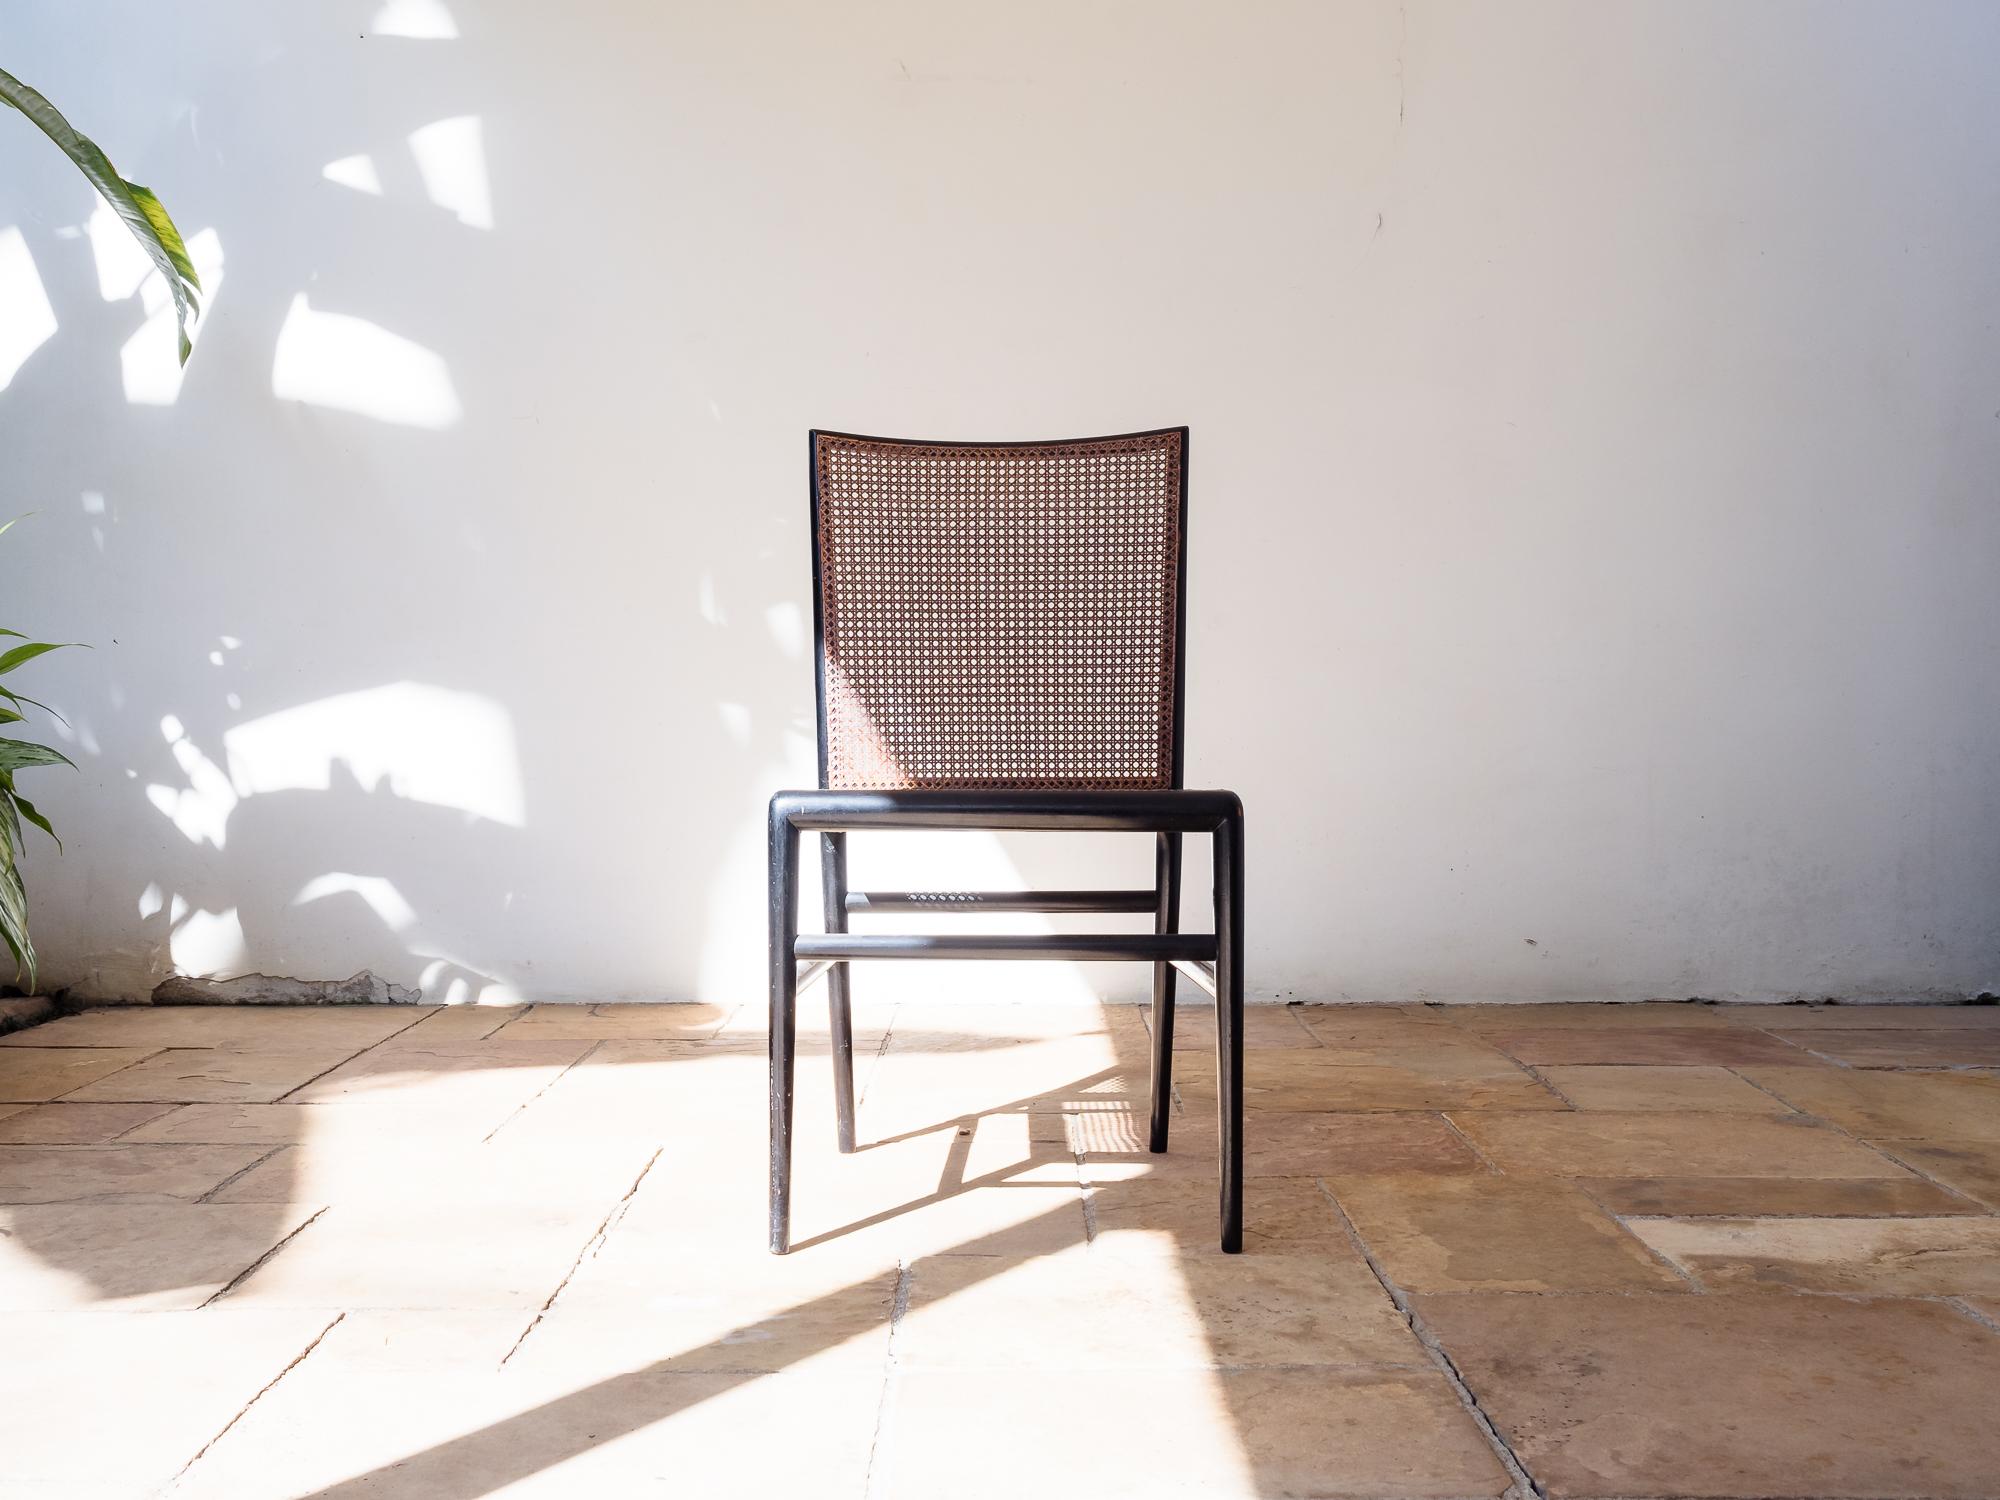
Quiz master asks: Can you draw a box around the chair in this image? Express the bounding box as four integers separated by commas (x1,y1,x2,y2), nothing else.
768,426,1245,1253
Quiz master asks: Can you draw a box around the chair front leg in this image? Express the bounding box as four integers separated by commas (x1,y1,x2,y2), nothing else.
768,801,801,1254
1148,831,1183,1152
1213,804,1245,1254
820,831,857,1153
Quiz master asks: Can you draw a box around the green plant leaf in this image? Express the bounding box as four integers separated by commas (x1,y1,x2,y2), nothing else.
0,641,69,677
0,739,74,773
8,787,58,849
0,803,32,991
0,67,200,364
0,686,63,724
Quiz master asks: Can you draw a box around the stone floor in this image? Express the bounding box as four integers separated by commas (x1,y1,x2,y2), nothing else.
2,998,1999,1498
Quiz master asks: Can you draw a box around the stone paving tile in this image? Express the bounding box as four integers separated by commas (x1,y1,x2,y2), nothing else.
1632,1216,2000,1296
1291,1032,1537,1072
0,1142,269,1203
899,1244,1421,1370
370,1003,525,1046
1087,1177,1346,1253
1155,1001,1323,1050
121,1100,496,1146
1581,1174,1983,1218
1288,1003,1455,1039
8,999,2000,1500
1440,1001,1738,1030
494,1001,734,1040
0,1047,155,1102
1176,1050,1565,1112
550,1226,900,1373
1414,1292,2000,1499
288,1038,592,1121
535,1261,901,1374
206,1133,662,1209
0,1202,319,1309
0,1308,338,1494
1073,1108,1484,1181
173,1310,887,1500
1450,1109,1913,1178
1481,1026,1811,1066
1734,1066,2000,1142
58,1046,357,1104
0,1101,176,1142
1538,1063,1794,1112
1772,1028,2000,1068
1875,1138,2000,1208
0,1004,425,1050
876,1367,1511,1500
218,1199,610,1310
783,1121,1089,1261
1721,1003,2000,1030
1329,1173,1686,1292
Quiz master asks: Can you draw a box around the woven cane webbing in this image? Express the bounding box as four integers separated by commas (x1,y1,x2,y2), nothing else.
812,429,1184,790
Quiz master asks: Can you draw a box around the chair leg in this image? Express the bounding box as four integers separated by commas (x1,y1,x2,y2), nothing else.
768,803,800,1254
820,831,857,1153
1214,806,1245,1254
1147,831,1183,1153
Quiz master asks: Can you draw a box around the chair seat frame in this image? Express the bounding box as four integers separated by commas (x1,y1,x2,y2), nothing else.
768,430,1245,1255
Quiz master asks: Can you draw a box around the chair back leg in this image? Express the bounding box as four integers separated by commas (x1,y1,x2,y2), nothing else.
768,807,801,1253
1147,831,1183,1152
1214,809,1245,1253
820,831,858,1152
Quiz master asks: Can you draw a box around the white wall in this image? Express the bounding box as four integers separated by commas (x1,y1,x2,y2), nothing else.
1,1,1995,1005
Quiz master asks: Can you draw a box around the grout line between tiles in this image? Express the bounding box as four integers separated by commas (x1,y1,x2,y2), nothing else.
270,1031,423,1104
860,1260,913,1500
1947,1296,2000,1335
1726,1070,1989,1205
200,1205,327,1306
1436,1111,1505,1175
104,1101,188,1141
501,1145,662,1365
1568,1183,1706,1291
42,1046,171,1100
194,1143,290,1204
167,1310,346,1488
1315,1178,1544,1500
483,1039,603,1144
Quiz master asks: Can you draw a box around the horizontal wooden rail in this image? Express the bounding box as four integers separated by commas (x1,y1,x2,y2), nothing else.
846,889,1157,914
775,788,1241,833
793,933,1217,963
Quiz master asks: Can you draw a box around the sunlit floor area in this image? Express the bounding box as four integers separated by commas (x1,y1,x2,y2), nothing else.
2,999,1999,1498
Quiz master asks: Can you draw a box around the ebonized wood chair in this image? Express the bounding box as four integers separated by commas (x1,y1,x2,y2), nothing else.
768,426,1245,1252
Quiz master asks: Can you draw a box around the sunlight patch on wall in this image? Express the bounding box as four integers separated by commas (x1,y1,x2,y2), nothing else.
0,228,58,391
170,905,249,974
84,201,154,301
145,714,240,848
322,154,384,195
121,228,226,406
372,0,458,39
409,116,493,229
765,601,808,659
293,873,419,932
272,294,462,427
223,682,524,827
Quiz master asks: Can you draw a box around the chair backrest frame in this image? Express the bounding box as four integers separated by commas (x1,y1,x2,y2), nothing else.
806,426,1191,793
